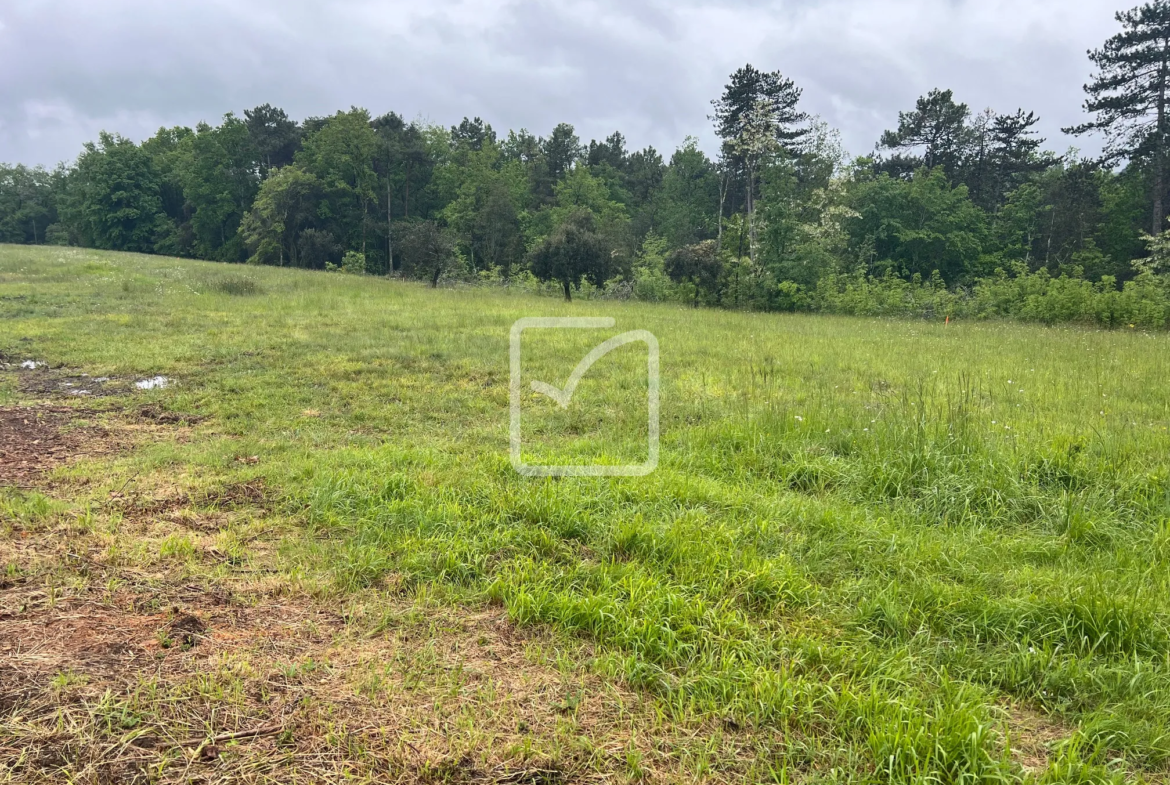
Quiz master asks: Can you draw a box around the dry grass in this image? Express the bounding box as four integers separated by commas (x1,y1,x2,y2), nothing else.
0,406,773,784
1005,704,1072,776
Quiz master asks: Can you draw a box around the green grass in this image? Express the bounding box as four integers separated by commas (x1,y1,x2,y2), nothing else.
4,243,1170,783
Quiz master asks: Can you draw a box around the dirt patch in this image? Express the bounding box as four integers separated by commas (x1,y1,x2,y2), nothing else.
15,366,136,398
138,404,205,426
3,361,183,402
198,479,269,511
163,610,208,650
1005,703,1072,774
0,564,763,784
0,406,117,486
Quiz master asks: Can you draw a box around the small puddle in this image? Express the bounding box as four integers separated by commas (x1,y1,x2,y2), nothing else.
5,361,174,398
135,376,171,390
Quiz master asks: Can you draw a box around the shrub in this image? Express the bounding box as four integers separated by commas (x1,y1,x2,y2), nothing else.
341,251,366,275
207,274,263,296
808,264,1170,329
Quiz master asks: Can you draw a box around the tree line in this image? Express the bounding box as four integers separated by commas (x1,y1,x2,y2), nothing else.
4,0,1170,319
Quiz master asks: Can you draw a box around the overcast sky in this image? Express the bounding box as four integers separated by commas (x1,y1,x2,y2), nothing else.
0,0,1121,168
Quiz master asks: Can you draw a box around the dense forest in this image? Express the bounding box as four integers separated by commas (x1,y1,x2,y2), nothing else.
6,1,1170,325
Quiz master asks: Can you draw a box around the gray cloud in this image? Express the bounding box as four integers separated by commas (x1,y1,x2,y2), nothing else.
0,0,1120,167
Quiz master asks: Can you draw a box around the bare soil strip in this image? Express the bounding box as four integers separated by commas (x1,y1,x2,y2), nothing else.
0,404,765,784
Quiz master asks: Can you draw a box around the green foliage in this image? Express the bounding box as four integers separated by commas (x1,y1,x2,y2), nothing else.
0,164,58,244
812,263,1170,329
437,141,526,275
550,165,628,228
1065,0,1170,233
297,108,380,255
848,167,987,284
528,208,610,300
398,220,458,286
665,240,722,306
64,132,165,253
5,40,1170,328
340,250,366,274
878,88,971,179
205,274,263,296
176,115,258,261
1138,228,1170,275
629,232,683,302
654,137,720,248
239,165,325,267
245,103,300,174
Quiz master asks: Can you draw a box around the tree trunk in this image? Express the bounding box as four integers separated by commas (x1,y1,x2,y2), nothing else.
562,279,572,301
431,263,441,288
1045,206,1055,269
404,164,411,219
1157,50,1168,235
747,165,756,266
1155,159,1164,236
716,173,727,255
393,162,397,273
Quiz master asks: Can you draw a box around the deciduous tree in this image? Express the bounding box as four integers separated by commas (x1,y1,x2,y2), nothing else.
529,208,609,300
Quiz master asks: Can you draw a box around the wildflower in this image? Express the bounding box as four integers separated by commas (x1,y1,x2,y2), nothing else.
795,415,804,422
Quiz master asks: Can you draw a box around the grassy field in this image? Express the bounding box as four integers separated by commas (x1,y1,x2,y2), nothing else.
3,244,1170,784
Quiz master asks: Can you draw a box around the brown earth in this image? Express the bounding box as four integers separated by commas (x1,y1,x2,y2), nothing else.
0,400,767,784
0,407,119,487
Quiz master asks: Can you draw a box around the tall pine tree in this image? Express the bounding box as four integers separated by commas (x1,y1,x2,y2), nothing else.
878,89,971,180
711,65,808,261
1066,0,1170,233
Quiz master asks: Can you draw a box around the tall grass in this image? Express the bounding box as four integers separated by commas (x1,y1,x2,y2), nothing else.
4,243,1170,782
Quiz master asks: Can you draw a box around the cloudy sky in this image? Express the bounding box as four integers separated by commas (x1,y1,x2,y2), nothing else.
0,0,1121,167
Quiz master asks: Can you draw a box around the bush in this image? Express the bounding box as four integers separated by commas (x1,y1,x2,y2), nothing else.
207,274,263,296
808,264,1170,329
341,251,366,275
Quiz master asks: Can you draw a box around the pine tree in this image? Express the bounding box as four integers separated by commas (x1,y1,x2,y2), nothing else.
878,89,971,180
1066,0,1170,233
711,65,808,156
711,65,808,263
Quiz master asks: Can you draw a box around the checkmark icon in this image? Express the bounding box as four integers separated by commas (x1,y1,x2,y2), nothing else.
530,331,654,409
509,317,660,477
